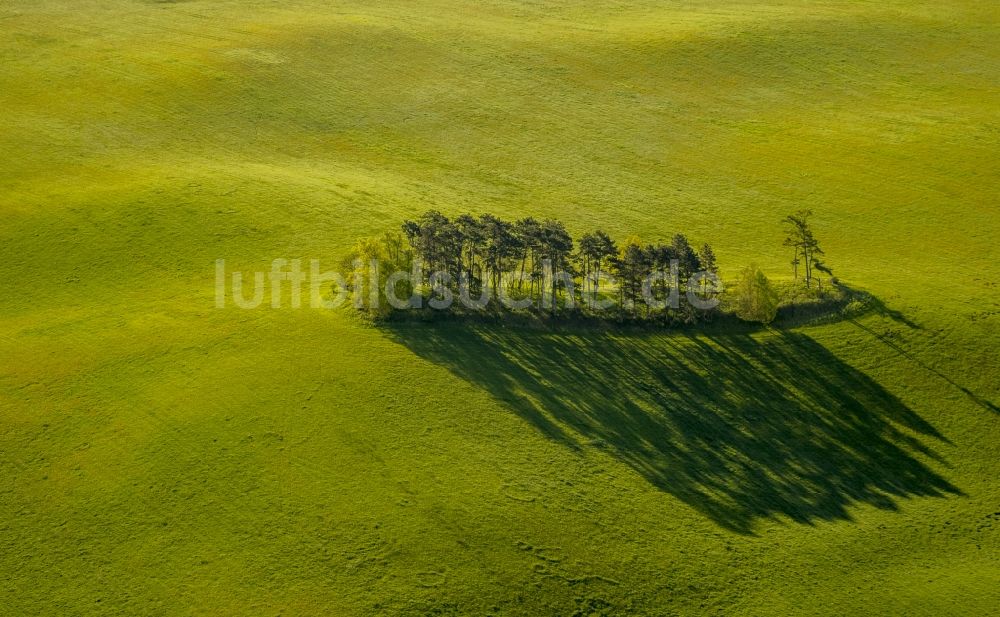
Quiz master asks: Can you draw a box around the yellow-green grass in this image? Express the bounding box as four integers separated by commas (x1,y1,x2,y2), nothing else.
1,1,998,614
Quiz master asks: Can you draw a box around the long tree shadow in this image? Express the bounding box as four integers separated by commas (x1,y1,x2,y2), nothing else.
388,325,961,534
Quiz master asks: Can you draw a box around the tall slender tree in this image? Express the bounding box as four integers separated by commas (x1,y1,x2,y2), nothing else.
402,210,457,286
538,219,574,310
513,217,542,299
613,237,647,315
577,232,598,297
671,234,701,284
479,214,514,297
577,230,618,301
698,243,717,293
783,210,823,288
455,214,485,292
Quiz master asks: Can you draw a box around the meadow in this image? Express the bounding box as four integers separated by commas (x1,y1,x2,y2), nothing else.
1,0,999,614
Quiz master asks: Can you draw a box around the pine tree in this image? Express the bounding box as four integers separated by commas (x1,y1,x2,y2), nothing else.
782,210,824,288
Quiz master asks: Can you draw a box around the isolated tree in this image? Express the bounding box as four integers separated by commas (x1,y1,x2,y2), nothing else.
732,264,779,323
782,210,823,288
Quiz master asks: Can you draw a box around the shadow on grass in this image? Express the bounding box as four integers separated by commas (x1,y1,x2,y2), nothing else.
846,318,1000,415
388,326,960,534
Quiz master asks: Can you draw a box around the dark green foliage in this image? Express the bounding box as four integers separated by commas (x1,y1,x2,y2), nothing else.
611,240,649,313
397,212,723,320
387,212,849,328
782,210,827,288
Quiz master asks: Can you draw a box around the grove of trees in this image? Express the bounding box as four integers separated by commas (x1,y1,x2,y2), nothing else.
342,210,834,326
344,210,721,321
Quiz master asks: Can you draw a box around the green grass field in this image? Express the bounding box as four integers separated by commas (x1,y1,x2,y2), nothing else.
2,1,999,614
